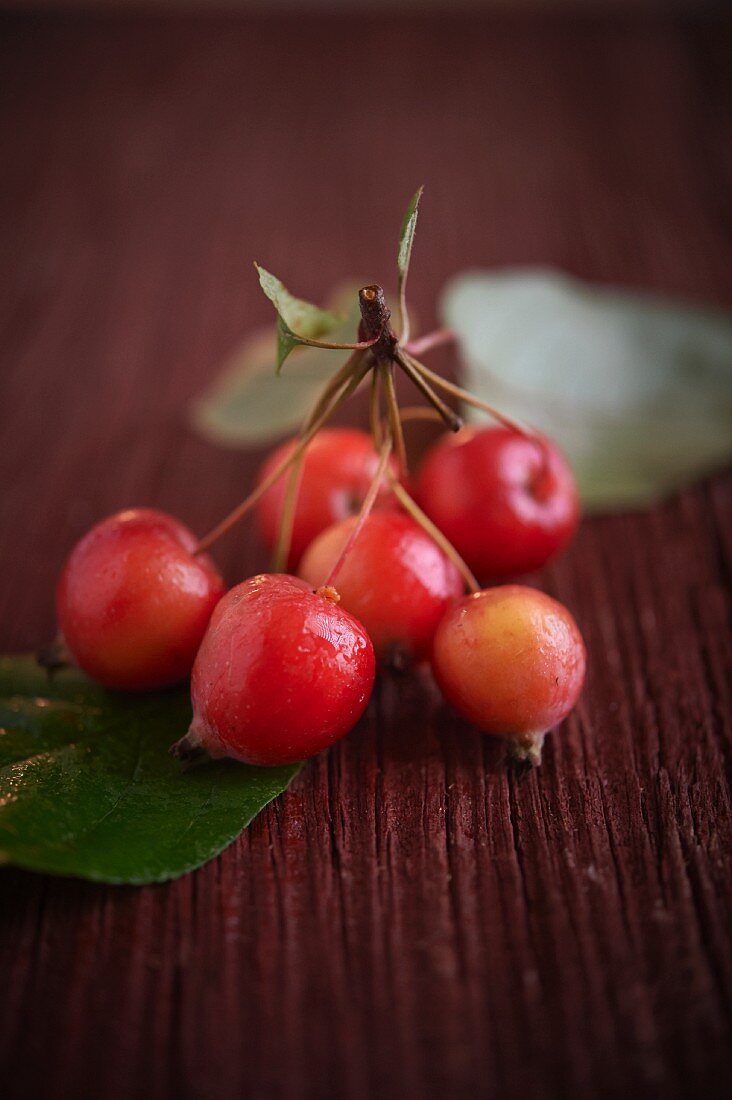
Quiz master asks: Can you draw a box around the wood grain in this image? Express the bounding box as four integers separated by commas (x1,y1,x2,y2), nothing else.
0,12,731,1099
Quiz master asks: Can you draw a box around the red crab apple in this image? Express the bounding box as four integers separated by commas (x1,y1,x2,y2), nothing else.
172,574,375,766
431,584,586,764
416,427,579,579
256,427,399,568
298,511,463,665
55,508,225,691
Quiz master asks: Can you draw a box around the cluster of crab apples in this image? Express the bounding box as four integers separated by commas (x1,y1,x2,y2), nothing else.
52,193,589,769
54,421,586,769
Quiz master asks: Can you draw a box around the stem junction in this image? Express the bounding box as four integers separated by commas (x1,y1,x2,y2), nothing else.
195,282,535,601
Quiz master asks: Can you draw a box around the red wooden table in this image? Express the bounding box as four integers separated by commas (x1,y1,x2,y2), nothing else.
1,12,731,1099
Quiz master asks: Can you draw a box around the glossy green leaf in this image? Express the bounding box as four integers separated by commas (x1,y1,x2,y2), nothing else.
191,287,363,446
0,657,300,884
256,264,341,371
442,269,732,509
397,186,423,282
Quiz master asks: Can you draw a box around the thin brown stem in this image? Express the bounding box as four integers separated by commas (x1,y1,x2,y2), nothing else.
273,351,373,568
388,475,479,593
274,353,373,569
291,333,380,354
369,368,383,448
195,431,316,557
303,349,367,431
396,351,462,431
271,452,305,572
398,281,411,348
359,286,392,341
195,360,369,555
409,357,536,439
377,406,442,451
404,328,456,357
37,634,72,675
322,435,393,589
380,361,407,476
391,406,443,427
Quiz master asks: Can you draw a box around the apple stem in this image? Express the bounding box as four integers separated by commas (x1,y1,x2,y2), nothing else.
396,350,462,431
404,328,456,357
195,356,369,555
321,435,394,590
381,361,408,476
317,584,341,605
271,447,305,572
369,368,383,448
170,726,210,770
398,278,412,347
37,634,72,676
302,348,367,432
507,732,546,767
358,285,394,343
196,273,539,594
391,405,443,427
289,332,380,354
407,355,537,440
387,474,480,594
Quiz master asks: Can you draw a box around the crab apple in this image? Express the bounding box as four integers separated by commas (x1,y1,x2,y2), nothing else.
431,585,586,765
172,574,375,766
416,427,579,579
255,427,399,568
56,508,225,691
298,512,464,665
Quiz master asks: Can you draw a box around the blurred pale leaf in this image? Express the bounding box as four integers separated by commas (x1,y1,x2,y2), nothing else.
192,286,362,446
441,269,732,509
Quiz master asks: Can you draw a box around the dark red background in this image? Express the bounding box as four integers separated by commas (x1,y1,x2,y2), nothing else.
1,12,731,1099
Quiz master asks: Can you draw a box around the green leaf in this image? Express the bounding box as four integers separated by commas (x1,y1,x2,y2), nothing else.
0,657,301,884
441,269,732,510
256,264,341,371
397,186,423,282
191,286,363,447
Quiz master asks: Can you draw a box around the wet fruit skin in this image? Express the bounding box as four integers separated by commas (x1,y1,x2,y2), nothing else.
256,427,399,569
298,512,464,664
431,585,586,759
416,427,579,579
185,574,375,766
56,508,225,691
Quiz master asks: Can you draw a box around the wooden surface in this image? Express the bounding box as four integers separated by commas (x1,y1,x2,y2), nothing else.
1,11,731,1099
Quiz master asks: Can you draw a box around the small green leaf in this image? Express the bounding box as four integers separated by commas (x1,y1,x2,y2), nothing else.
441,268,732,509
397,186,423,282
0,657,301,884
256,265,340,338
256,264,341,371
192,286,363,447
276,321,300,374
